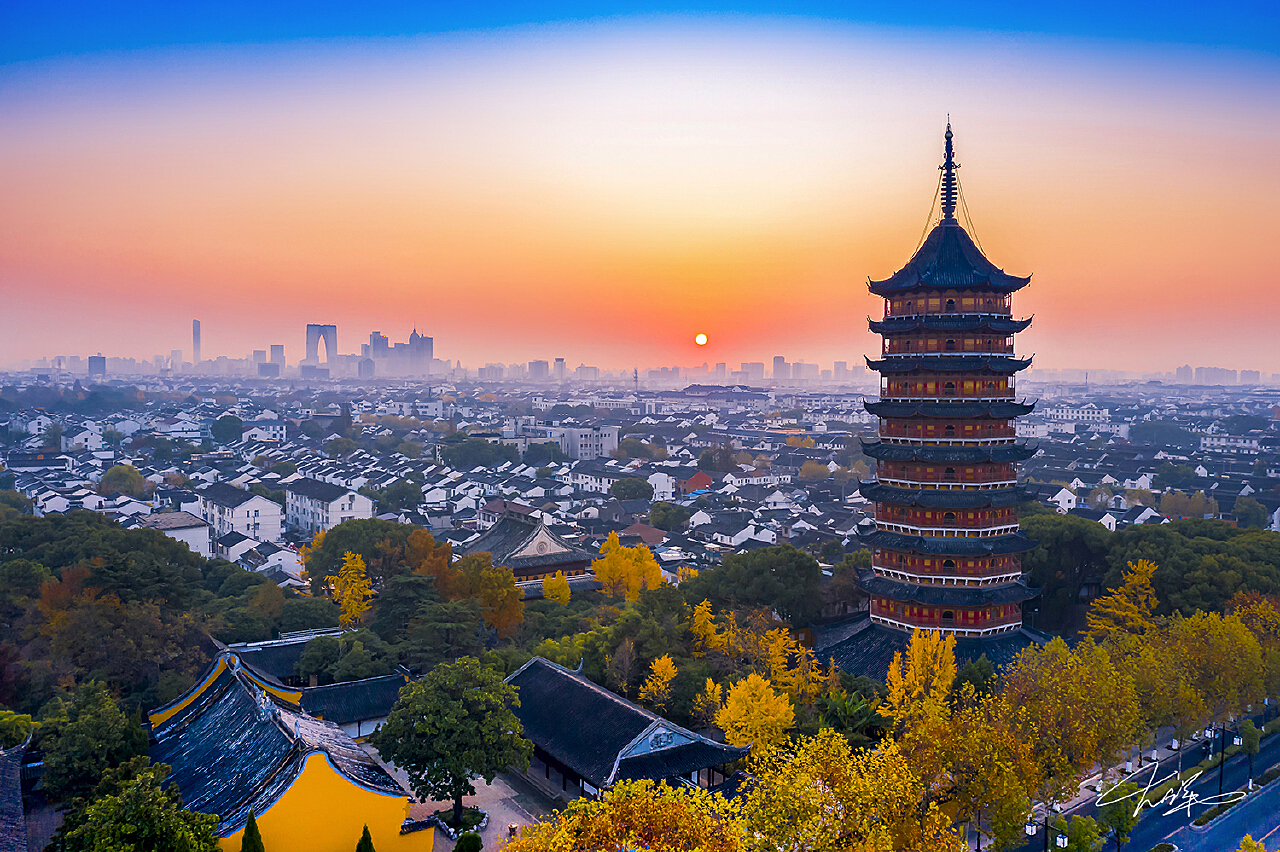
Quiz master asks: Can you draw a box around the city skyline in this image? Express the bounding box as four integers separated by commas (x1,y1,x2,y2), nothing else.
2,6,1278,374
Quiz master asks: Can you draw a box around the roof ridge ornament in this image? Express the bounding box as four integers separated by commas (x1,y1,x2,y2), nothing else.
940,120,958,221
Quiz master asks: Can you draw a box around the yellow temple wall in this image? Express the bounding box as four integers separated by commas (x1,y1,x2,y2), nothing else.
218,752,432,852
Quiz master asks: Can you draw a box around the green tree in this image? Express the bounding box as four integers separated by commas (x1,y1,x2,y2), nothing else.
698,442,738,472
680,544,824,626
240,812,265,852
332,640,393,682
1234,496,1270,529
441,438,518,469
42,682,148,801
819,539,846,564
365,480,422,514
327,436,358,458
649,501,691,531
370,574,440,642
1096,781,1142,849
396,441,423,459
355,825,375,852
42,422,64,448
55,763,220,852
211,415,244,444
98,464,150,498
301,518,416,593
297,636,342,685
1052,815,1103,852
1241,719,1261,782
401,599,484,671
269,460,297,476
455,831,482,852
371,657,532,827
522,442,566,466
610,477,655,501
279,596,340,633
0,709,36,748
1020,513,1113,630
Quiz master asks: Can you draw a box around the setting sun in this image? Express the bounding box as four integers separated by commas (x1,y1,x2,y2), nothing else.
695,333,708,346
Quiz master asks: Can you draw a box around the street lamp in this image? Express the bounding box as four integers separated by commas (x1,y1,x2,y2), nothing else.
1025,815,1069,851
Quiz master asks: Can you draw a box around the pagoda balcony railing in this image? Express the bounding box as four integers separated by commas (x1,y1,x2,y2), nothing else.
873,521,1021,538
879,390,1015,402
881,346,1015,356
883,304,1012,319
878,436,1018,446
874,513,1017,531
869,612,1022,638
875,476,1019,490
872,566,1024,586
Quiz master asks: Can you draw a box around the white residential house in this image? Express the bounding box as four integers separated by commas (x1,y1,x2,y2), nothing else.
197,482,284,542
646,471,677,502
1050,487,1078,513
285,478,375,534
241,420,287,442
62,427,105,452
138,511,213,558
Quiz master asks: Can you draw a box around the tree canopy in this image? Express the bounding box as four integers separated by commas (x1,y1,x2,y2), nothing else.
371,657,532,826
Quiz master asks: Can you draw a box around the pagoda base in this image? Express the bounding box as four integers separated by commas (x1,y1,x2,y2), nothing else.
818,615,1049,683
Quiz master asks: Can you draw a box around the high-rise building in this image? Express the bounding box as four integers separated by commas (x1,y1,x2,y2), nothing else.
270,345,285,366
252,350,267,364
853,124,1038,658
741,362,765,382
369,331,389,358
88,355,106,376
170,350,183,369
528,360,550,381
553,358,567,382
772,356,789,382
833,361,850,382
192,320,201,364
305,324,337,363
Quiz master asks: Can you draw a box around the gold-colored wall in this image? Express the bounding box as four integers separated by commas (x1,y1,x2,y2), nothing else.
218,752,433,852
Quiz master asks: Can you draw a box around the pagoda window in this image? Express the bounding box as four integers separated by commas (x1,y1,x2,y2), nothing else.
945,299,956,312
944,425,956,437
945,339,956,351
904,340,912,351
943,559,955,569
943,512,956,523
944,381,956,396
906,300,914,312
941,611,955,626
929,298,940,311
943,467,957,481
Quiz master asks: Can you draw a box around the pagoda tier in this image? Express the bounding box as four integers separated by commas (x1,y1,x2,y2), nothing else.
855,122,1038,639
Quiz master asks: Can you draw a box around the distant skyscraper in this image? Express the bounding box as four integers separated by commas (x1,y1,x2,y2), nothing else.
407,329,432,375
369,331,389,358
305,324,337,363
192,320,201,364
170,349,183,369
553,358,567,382
270,344,285,366
772,356,789,381
88,355,106,376
741,362,765,382
252,350,267,363
528,360,550,381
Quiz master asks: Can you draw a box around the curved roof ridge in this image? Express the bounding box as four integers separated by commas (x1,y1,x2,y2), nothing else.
869,219,1031,296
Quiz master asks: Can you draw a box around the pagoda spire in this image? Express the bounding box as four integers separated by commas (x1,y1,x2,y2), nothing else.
940,120,958,220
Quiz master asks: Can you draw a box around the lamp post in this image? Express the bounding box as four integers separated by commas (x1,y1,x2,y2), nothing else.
1026,815,1070,851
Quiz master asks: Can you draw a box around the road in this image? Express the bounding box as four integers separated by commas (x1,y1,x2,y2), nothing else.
1012,723,1280,852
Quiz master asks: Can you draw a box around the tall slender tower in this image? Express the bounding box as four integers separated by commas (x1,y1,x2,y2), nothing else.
854,124,1038,643
192,320,201,365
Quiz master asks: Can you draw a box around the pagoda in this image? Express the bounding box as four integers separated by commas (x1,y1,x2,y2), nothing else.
853,123,1039,643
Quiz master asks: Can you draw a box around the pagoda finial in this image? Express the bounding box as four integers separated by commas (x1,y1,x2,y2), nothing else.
940,120,958,220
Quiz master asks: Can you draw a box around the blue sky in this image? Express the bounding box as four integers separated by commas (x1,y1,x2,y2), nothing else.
3,1,1277,63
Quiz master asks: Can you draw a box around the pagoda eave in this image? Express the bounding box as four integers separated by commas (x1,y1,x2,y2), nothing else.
864,400,1037,419
853,569,1041,606
860,440,1038,464
857,528,1039,557
860,481,1030,508
865,355,1033,374
868,315,1033,335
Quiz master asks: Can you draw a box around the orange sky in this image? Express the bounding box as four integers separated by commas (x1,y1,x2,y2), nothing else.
1,19,1278,374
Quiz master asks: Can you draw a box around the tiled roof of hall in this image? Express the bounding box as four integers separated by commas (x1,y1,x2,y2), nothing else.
859,440,1038,464
149,657,405,837
869,314,1033,335
865,355,1033,375
867,218,1031,297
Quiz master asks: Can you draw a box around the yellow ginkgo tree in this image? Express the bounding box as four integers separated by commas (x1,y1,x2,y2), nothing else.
715,673,794,751
333,551,372,627
638,655,678,712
